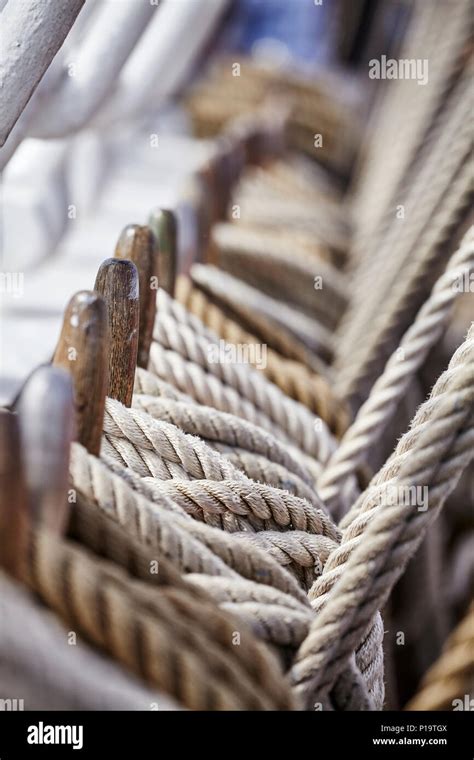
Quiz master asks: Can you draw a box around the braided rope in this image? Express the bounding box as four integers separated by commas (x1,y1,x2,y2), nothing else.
292,325,474,706
318,227,474,515
406,604,474,711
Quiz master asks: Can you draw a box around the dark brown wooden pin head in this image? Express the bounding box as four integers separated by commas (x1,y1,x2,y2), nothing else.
17,365,74,535
94,258,139,408
0,409,29,578
53,290,109,456
148,208,177,297
115,224,158,369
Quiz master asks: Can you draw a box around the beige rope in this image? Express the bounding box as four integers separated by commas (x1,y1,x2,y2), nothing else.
70,443,308,602
69,493,313,654
0,572,178,710
173,278,349,435
210,443,322,506
103,397,245,481
233,531,337,591
339,159,473,411
150,315,337,463
336,61,473,385
318,226,474,515
352,0,471,255
18,526,293,710
191,264,335,361
406,604,474,711
212,222,347,328
132,393,314,486
292,325,474,706
141,478,338,538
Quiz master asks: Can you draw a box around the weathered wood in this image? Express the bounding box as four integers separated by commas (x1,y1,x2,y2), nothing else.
115,224,158,369
94,259,139,408
149,209,177,297
17,365,74,534
0,410,29,578
53,290,109,455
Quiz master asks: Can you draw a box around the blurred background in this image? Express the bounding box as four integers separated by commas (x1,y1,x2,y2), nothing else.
0,0,412,404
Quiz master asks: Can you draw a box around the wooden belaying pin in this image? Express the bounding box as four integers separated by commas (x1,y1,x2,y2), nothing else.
94,258,139,408
17,366,74,535
53,291,109,456
148,208,177,298
0,410,29,578
115,224,158,369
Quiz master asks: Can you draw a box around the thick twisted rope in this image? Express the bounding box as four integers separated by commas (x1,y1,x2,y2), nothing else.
233,188,349,254
150,326,335,462
173,279,348,434
69,494,313,653
103,397,245,481
211,444,321,506
183,267,329,372
17,526,292,710
233,165,348,251
132,393,314,486
339,158,474,411
70,443,308,602
292,325,474,706
148,341,307,457
406,604,474,711
151,309,337,462
186,574,313,648
134,365,196,404
318,227,474,515
233,531,337,591
0,572,178,711
141,478,338,538
353,0,471,256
